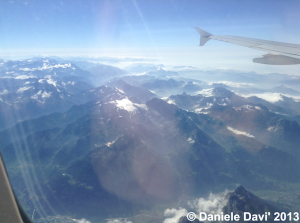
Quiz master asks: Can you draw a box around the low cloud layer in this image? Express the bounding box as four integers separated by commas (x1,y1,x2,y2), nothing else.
210,81,255,88
164,208,188,223
188,191,229,214
243,92,284,103
163,190,229,223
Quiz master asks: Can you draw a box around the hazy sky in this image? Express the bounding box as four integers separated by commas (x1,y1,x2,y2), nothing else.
1,0,300,74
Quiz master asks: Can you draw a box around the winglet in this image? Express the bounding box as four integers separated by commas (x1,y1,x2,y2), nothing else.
195,27,212,46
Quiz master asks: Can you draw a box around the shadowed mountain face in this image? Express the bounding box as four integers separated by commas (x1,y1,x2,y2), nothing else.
178,216,203,223
1,94,230,220
173,186,283,223
223,186,284,223
2,86,300,222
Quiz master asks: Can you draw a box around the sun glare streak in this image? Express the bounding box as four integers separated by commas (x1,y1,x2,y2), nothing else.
131,0,163,61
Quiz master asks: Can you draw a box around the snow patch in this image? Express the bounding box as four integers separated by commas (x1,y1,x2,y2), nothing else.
167,99,176,105
19,68,37,71
195,108,209,114
17,86,33,93
111,98,147,113
115,88,124,94
242,105,254,111
47,79,57,87
67,81,75,85
75,219,91,223
196,88,214,97
187,137,195,144
15,75,37,79
19,63,72,72
267,126,278,132
39,63,72,70
135,103,148,110
31,90,51,101
42,91,52,98
31,90,41,100
106,219,132,223
227,126,255,138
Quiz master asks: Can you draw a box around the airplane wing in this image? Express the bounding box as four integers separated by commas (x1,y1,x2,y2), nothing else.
195,27,300,65
0,152,33,223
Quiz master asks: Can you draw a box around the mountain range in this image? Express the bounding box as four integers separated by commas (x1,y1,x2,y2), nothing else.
1,57,300,222
2,85,300,222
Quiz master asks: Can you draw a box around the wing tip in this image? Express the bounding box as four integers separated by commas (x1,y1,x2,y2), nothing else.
195,27,212,46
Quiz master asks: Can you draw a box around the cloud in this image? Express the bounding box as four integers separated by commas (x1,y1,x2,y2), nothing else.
227,126,255,138
243,92,284,103
243,92,300,103
187,190,229,215
163,208,188,223
163,190,229,223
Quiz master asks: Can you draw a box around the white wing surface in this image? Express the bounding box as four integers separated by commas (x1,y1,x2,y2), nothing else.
195,27,300,65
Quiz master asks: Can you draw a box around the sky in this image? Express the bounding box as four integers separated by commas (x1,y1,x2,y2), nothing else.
0,0,300,74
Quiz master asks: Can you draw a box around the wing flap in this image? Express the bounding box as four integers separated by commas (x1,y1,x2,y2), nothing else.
253,54,300,65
